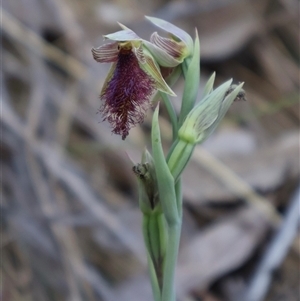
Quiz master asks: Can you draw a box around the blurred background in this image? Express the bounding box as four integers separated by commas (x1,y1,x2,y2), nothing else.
1,0,299,301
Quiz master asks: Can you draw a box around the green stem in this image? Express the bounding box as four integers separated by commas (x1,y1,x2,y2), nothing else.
161,178,182,301
167,140,194,182
162,222,182,301
181,58,190,78
167,140,186,173
166,138,179,162
175,178,182,218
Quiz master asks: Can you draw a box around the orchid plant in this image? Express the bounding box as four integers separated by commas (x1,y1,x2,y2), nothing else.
92,16,245,301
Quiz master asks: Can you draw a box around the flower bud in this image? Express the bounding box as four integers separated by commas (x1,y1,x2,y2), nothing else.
178,80,245,145
168,81,245,180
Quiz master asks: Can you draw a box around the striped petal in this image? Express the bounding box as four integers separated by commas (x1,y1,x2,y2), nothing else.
91,42,119,63
150,32,188,62
145,16,193,55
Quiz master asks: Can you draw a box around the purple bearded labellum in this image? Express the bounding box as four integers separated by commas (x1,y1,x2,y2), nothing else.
98,44,155,140
92,27,176,140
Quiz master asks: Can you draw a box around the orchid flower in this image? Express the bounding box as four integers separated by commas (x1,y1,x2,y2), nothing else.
92,24,187,139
